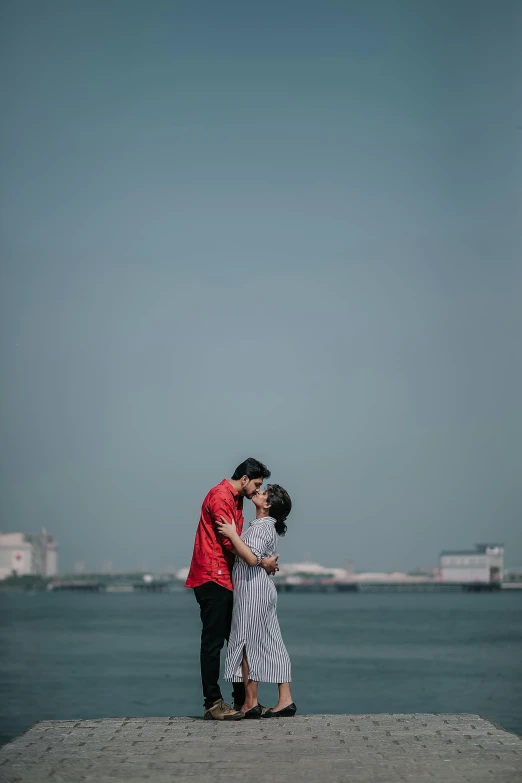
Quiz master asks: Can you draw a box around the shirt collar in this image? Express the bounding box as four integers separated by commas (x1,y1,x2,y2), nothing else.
250,516,276,526
221,479,243,507
222,479,238,497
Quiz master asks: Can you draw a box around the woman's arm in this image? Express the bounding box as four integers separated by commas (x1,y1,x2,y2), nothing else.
215,518,259,566
208,492,237,554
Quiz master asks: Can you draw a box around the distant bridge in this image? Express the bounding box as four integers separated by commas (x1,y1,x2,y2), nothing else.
47,579,170,593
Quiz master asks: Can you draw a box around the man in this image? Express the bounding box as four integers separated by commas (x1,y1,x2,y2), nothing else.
186,458,279,720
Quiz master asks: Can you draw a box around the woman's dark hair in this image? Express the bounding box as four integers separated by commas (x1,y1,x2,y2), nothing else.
232,458,271,481
266,484,292,536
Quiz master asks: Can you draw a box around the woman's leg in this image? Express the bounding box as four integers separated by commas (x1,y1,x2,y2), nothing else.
241,647,259,710
244,679,259,711
227,600,245,710
272,682,293,711
241,647,249,692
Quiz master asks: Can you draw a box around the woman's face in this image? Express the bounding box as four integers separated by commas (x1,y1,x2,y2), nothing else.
253,488,271,513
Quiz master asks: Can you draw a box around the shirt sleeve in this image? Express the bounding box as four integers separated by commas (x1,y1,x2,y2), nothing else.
208,491,237,552
244,524,272,565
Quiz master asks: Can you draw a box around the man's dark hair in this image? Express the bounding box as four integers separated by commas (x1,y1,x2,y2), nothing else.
232,458,271,482
266,484,292,536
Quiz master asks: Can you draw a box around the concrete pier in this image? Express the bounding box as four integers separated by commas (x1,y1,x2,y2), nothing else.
1,713,520,783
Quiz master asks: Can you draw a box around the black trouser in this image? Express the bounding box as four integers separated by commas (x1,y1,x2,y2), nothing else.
194,581,246,709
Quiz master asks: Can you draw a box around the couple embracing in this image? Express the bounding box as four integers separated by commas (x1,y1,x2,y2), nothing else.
185,458,295,720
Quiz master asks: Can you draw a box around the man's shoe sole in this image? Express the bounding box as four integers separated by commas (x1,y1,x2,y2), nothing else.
204,711,244,721
223,711,244,720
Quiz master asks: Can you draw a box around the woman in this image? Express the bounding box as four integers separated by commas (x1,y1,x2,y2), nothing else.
216,484,296,718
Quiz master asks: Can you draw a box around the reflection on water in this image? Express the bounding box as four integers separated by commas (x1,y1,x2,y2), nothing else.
0,590,521,744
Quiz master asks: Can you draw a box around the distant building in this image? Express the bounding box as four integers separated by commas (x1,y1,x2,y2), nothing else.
0,529,58,580
176,566,190,582
439,544,503,584
277,562,349,580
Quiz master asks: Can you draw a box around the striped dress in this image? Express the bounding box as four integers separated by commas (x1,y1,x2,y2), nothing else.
224,516,292,684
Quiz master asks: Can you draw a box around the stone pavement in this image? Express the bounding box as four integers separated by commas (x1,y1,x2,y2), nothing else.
0,714,521,783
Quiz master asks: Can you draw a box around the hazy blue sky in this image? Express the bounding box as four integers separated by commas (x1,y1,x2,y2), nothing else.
1,0,521,573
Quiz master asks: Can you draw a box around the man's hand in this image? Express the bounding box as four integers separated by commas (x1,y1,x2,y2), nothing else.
260,554,279,575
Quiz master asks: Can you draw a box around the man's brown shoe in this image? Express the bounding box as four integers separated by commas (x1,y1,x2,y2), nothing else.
204,699,244,721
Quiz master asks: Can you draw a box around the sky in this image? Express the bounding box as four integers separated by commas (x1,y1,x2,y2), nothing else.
1,0,521,573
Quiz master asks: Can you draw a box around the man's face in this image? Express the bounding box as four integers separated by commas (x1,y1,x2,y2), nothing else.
240,476,264,499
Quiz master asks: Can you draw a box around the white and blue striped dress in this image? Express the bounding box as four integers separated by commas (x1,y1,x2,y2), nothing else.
224,516,292,684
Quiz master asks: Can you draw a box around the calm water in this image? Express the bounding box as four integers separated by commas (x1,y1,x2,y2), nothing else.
1,590,521,744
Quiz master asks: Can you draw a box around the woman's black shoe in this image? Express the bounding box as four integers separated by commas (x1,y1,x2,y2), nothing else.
262,703,297,718
243,704,264,719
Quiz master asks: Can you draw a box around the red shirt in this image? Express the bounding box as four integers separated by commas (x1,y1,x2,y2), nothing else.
185,479,244,591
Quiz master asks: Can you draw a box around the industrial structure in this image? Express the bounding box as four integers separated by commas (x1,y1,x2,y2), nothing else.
0,529,58,580
439,543,504,584
180,548,507,592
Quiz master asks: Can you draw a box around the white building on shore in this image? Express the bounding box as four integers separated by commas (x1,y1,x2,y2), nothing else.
439,543,503,584
0,529,58,580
